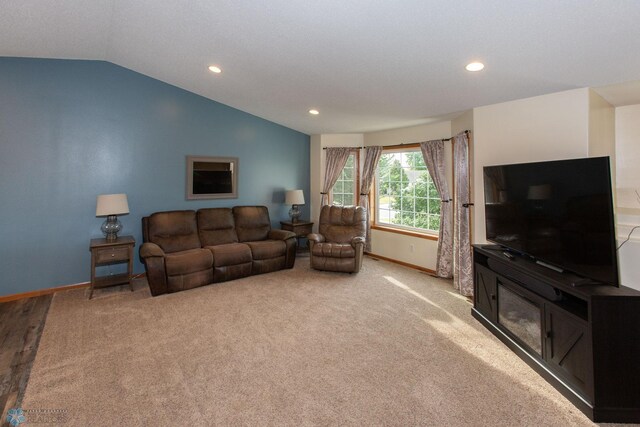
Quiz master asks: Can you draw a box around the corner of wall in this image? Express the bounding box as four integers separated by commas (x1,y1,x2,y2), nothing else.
451,110,473,136
588,89,616,197
310,135,323,230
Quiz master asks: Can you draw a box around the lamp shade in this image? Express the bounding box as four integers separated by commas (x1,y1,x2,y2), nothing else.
285,189,305,205
96,194,129,216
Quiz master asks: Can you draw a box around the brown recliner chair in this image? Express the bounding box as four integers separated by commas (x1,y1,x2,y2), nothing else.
307,205,367,273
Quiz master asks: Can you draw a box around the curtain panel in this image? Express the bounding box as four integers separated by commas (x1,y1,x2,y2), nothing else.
358,146,383,252
420,140,453,278
321,148,352,206
453,132,473,296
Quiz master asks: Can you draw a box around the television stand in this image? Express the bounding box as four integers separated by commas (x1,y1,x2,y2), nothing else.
472,244,640,423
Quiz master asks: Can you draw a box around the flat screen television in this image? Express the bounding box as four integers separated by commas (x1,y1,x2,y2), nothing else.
483,156,619,287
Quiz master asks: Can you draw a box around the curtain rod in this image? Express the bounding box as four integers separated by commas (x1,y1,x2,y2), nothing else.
386,129,471,147
321,130,470,150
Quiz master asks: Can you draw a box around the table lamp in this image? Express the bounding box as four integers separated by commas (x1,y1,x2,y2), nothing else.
285,189,305,223
96,193,129,241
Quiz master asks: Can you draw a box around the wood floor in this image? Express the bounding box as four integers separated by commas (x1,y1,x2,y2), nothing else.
0,295,52,426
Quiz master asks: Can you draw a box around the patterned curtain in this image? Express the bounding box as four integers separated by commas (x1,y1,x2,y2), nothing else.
453,132,473,296
358,146,383,252
420,140,453,278
321,148,352,206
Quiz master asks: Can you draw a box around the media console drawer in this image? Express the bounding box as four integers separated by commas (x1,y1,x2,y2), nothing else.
472,244,640,423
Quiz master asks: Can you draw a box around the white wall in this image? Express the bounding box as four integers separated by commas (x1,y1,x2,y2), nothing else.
472,88,591,243
588,89,616,194
615,104,640,213
614,104,640,290
363,121,453,147
452,110,474,136
309,134,323,230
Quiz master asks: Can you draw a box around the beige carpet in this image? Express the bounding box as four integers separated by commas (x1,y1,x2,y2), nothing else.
22,257,600,426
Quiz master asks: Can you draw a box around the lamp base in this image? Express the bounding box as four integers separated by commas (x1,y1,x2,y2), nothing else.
101,215,122,241
289,205,301,223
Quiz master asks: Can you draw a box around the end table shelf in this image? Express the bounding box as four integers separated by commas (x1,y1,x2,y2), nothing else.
89,235,135,299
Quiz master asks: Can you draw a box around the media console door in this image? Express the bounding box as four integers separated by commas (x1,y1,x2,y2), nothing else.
544,305,593,400
474,264,497,323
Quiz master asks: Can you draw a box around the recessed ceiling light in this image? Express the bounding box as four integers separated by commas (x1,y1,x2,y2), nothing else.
208,65,222,74
465,62,484,72
309,109,319,115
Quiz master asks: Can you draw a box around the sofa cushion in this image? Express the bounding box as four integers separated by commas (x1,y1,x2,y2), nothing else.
214,262,252,283
206,243,252,267
233,206,271,242
147,210,201,254
167,269,213,293
246,240,286,260
311,242,356,258
252,257,286,275
197,208,239,246
165,248,213,276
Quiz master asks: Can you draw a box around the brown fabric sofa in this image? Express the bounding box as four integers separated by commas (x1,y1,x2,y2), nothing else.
140,206,297,296
307,205,367,273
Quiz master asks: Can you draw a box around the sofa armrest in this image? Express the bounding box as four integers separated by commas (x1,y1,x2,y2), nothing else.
268,229,297,241
140,242,165,258
267,229,297,269
351,236,365,248
307,233,325,243
139,243,168,296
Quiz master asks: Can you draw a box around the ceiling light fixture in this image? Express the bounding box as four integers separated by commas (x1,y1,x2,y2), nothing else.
465,62,485,72
208,65,222,74
309,109,319,115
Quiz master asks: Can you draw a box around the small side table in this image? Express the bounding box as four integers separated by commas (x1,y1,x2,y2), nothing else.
89,235,135,299
280,220,314,252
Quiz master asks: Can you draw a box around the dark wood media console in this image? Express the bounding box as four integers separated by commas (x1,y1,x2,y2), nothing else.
472,244,640,423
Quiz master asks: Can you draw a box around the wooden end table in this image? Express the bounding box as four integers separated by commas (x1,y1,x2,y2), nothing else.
89,235,135,299
280,220,314,252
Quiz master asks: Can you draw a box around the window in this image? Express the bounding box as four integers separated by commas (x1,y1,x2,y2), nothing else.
375,149,440,234
330,151,359,206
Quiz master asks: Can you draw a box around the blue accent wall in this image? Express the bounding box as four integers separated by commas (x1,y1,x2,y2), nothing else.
0,58,310,296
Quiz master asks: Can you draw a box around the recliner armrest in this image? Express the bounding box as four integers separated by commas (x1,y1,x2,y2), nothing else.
268,229,297,241
351,236,365,248
307,233,325,243
140,242,165,258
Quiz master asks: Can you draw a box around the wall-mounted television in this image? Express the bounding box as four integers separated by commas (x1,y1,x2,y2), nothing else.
483,156,618,287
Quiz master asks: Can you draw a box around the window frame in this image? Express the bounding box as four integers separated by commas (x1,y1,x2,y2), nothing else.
371,144,440,241
329,149,361,207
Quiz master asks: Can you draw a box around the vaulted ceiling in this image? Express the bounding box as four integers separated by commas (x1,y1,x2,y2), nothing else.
2,1,640,135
